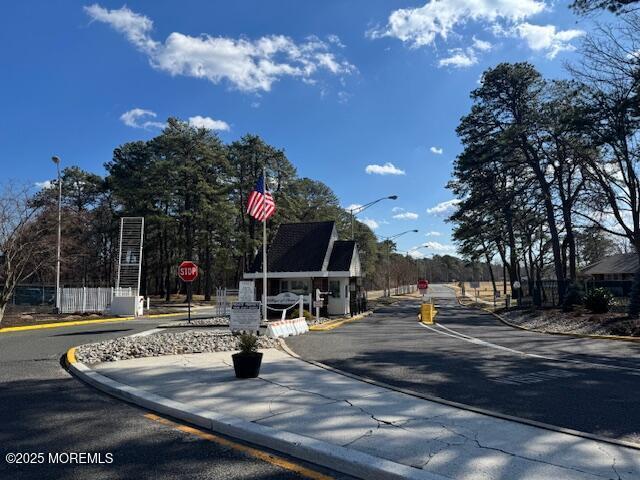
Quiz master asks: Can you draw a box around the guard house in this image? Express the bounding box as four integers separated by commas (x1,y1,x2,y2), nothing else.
243,221,362,316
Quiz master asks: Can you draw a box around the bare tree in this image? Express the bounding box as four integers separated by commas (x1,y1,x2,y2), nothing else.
569,17,640,314
0,184,52,324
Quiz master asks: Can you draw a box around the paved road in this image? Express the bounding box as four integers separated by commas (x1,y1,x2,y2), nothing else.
287,284,640,444
0,316,334,480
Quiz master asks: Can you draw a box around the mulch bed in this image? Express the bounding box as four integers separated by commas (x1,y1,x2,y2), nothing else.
500,308,640,337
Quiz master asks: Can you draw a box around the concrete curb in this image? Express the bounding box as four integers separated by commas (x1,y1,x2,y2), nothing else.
65,347,447,480
455,295,640,344
0,311,200,334
309,311,373,332
278,341,640,452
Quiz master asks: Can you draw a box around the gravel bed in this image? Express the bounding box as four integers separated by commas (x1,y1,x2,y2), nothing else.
158,317,230,328
306,316,330,326
501,309,639,336
75,330,280,364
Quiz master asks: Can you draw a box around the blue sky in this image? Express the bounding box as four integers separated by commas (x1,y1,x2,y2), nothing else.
0,1,608,257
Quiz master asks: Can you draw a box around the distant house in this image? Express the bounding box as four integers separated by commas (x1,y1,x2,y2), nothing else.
243,221,363,316
581,253,638,281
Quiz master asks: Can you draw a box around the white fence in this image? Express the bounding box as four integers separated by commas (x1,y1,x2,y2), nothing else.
214,287,237,316
60,287,133,314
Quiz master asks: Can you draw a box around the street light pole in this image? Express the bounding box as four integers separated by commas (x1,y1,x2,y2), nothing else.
378,229,418,297
52,156,62,313
349,195,398,240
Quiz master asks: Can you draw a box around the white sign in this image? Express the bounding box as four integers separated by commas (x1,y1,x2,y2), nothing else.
238,281,255,302
230,301,261,331
419,288,428,295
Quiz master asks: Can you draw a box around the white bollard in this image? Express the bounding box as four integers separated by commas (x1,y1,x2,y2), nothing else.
299,295,304,319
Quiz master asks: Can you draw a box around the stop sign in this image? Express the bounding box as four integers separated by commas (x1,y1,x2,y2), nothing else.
418,279,429,290
178,261,199,282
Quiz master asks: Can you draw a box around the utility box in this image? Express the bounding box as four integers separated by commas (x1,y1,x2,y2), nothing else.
111,296,144,317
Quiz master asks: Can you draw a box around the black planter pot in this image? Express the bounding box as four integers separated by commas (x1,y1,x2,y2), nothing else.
232,352,263,379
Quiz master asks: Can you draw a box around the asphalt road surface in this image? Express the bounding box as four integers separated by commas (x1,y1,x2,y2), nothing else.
287,284,640,444
0,314,338,480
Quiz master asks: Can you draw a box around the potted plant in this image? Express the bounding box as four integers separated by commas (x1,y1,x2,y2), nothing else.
232,333,263,379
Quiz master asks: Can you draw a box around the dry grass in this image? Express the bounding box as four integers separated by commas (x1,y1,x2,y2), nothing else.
449,281,511,303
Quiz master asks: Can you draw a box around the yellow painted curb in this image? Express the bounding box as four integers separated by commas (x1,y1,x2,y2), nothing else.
491,309,640,343
309,312,372,332
456,295,640,344
0,312,188,334
144,413,333,480
66,347,77,365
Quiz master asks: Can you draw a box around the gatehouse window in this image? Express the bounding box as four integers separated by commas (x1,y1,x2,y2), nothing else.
288,280,309,295
329,280,340,298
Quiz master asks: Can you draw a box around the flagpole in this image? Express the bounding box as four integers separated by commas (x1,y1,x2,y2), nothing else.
262,167,268,323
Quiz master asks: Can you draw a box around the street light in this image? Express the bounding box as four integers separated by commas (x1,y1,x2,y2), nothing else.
52,155,62,314
349,195,398,239
378,229,418,297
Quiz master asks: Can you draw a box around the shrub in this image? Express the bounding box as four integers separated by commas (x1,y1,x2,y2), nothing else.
286,308,313,320
584,288,613,314
237,333,259,355
562,283,583,312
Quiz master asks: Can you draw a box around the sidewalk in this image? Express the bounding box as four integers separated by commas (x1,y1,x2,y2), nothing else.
78,349,639,480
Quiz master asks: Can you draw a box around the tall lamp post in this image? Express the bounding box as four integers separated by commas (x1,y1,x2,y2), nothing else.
349,195,398,239
52,156,62,313
379,229,418,297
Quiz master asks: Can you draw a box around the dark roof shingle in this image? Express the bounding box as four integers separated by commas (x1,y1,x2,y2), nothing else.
328,241,355,271
582,253,639,275
249,221,335,273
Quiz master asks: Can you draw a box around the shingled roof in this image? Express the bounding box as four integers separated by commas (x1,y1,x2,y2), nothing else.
328,241,356,271
582,253,639,275
249,221,335,273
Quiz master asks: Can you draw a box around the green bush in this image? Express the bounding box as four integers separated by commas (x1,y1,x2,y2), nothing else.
584,288,613,314
237,333,259,355
562,283,583,312
286,308,312,320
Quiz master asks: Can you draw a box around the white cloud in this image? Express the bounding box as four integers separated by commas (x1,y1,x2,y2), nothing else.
371,0,545,47
85,4,355,92
430,146,443,154
423,241,456,252
371,2,581,64
407,248,426,259
472,37,492,51
35,180,52,190
361,218,380,230
392,206,404,213
120,108,165,129
512,23,585,59
365,162,406,175
426,198,461,216
327,34,345,48
188,115,230,131
84,3,158,52
438,49,477,68
425,231,442,237
393,211,419,220
345,203,363,212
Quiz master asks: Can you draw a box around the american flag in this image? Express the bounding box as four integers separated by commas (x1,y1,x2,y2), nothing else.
246,175,276,222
